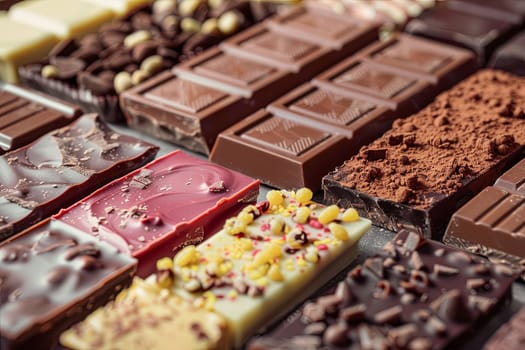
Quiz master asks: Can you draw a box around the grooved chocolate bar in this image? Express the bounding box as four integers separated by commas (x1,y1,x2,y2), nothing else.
405,1,521,64
323,70,525,238
18,1,288,122
55,150,260,277
0,114,158,241
248,230,516,350
444,158,525,274
0,82,81,154
211,34,476,190
0,218,137,350
489,31,525,76
121,3,379,153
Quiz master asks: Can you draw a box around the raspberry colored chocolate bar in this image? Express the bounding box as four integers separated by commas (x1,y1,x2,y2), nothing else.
248,230,517,350
0,114,159,240
444,158,525,277
0,82,81,154
0,218,137,349
211,34,475,190
323,70,525,238
121,3,379,153
55,150,260,276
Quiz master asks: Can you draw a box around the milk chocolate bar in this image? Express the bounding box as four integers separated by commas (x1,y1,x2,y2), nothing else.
167,189,371,348
405,3,519,64
56,150,260,277
210,110,352,190
0,219,137,349
212,34,475,190
489,31,525,76
483,307,525,350
121,4,378,152
0,82,81,154
444,158,525,275
0,114,158,241
248,230,517,350
323,70,525,238
60,277,230,350
18,0,286,122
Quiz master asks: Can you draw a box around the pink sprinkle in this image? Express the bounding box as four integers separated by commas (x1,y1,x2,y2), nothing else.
317,244,328,251
216,294,224,299
296,224,305,231
260,223,270,231
227,272,236,278
323,228,330,233
252,249,261,257
309,219,323,229
200,257,207,262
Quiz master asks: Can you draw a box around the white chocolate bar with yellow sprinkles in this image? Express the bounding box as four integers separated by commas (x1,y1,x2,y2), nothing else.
60,278,229,350
168,188,371,348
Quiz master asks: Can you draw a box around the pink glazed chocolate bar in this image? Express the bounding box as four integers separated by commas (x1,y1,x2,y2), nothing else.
54,150,260,276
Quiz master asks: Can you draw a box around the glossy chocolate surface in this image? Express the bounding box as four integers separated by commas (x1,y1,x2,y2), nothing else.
489,31,525,76
405,4,518,64
0,83,81,154
0,219,136,349
210,110,351,190
323,70,525,238
56,150,260,276
444,158,525,272
0,114,158,240
448,0,525,25
248,230,516,350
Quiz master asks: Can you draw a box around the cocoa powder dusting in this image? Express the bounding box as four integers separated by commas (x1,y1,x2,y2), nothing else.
332,70,525,208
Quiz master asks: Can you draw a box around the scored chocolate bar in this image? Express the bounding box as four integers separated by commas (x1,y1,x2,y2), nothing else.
0,218,137,350
55,150,260,277
121,3,379,153
0,114,158,241
211,34,476,190
489,30,525,76
405,1,522,64
444,158,525,275
248,230,517,350
0,82,81,154
18,0,286,122
323,70,525,238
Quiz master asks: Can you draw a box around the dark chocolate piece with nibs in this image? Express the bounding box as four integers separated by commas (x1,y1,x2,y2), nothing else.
323,70,525,238
247,230,516,350
0,82,81,154
0,219,136,350
0,114,158,241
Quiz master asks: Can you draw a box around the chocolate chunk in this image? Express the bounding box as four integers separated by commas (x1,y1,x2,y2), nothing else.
323,323,349,347
430,290,471,323
50,57,86,80
78,72,114,95
340,304,366,323
374,305,402,324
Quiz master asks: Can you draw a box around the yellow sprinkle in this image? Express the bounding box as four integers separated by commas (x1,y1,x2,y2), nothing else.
174,246,198,267
296,188,313,204
318,205,340,225
297,258,307,267
305,247,319,263
156,257,174,271
267,190,284,207
329,223,349,241
268,263,284,282
342,208,359,222
314,239,331,246
228,290,238,300
202,291,216,311
256,277,268,287
293,206,311,224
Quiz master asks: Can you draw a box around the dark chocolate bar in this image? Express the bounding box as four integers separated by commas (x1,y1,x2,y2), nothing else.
18,0,280,122
323,70,525,238
248,230,516,350
405,4,518,64
444,158,525,275
489,31,525,76
483,307,525,350
121,4,378,153
210,110,351,190
0,0,20,10
0,114,158,241
0,218,136,349
0,82,81,154
448,0,525,25
55,150,260,277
